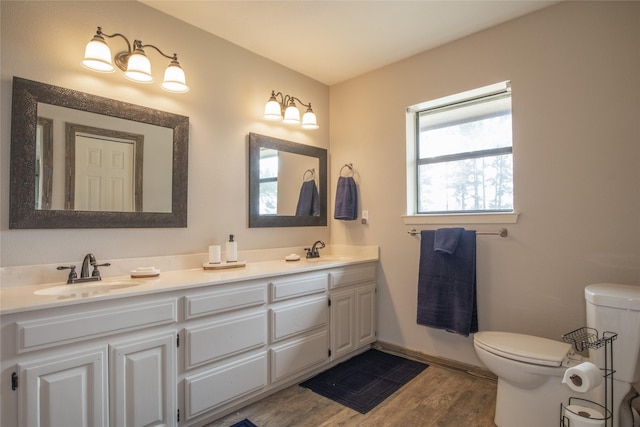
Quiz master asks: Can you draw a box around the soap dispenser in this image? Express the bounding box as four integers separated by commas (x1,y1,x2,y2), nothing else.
226,234,238,262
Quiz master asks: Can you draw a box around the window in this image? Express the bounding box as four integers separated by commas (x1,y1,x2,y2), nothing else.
408,81,513,215
259,148,278,214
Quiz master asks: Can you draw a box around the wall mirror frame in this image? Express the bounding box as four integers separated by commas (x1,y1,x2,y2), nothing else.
249,132,327,227
9,77,189,228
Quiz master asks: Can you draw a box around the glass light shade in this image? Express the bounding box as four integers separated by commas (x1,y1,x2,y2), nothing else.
82,35,114,73
264,98,283,121
283,103,300,124
124,49,153,83
162,60,189,93
301,107,319,129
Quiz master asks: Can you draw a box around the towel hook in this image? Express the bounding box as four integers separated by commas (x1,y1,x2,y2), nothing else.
340,163,353,177
302,168,315,181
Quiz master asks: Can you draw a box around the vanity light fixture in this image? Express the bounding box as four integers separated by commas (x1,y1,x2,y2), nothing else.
264,90,319,129
82,26,189,93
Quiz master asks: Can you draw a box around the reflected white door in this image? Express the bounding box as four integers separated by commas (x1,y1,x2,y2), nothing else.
74,136,134,211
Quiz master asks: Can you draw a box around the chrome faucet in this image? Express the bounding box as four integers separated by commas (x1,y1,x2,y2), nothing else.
305,240,325,258
57,253,111,284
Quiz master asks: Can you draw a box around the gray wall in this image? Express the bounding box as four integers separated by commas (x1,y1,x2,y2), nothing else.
329,1,640,365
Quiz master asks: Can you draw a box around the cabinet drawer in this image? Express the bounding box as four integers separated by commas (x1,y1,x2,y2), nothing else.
17,300,177,352
270,273,327,302
329,264,376,289
184,284,266,319
271,331,328,382
270,296,327,342
185,312,267,369
184,351,267,420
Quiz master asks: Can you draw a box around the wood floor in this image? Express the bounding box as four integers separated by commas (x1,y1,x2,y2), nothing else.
206,355,497,427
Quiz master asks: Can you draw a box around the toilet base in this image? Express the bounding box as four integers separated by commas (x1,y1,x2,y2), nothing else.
494,376,598,427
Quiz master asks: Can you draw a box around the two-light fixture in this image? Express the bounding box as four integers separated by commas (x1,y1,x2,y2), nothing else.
264,90,318,130
82,26,189,93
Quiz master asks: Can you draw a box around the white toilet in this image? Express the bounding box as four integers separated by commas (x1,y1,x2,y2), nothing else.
586,283,640,427
474,283,640,427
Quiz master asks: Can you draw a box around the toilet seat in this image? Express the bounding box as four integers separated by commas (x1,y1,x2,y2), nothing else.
474,331,572,367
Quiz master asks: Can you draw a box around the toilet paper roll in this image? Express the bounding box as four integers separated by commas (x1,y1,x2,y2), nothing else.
562,362,603,393
208,245,221,264
564,405,605,427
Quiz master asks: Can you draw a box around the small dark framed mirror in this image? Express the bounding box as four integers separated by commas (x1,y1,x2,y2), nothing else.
9,77,189,228
249,133,327,227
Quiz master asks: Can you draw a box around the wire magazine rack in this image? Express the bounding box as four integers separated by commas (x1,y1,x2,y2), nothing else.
559,327,617,427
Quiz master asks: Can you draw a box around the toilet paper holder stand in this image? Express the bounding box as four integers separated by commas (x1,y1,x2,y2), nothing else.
560,327,617,427
561,397,610,427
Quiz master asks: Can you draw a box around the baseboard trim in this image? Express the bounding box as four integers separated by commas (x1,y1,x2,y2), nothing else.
374,341,497,381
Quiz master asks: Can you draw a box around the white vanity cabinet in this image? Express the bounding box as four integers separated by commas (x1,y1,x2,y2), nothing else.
329,264,377,360
2,299,178,427
1,258,378,427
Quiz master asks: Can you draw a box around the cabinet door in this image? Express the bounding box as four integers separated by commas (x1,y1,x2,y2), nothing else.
111,333,177,427
330,289,355,359
356,284,377,347
18,347,108,427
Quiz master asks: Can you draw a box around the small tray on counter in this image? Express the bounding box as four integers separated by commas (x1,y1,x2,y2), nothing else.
203,261,246,270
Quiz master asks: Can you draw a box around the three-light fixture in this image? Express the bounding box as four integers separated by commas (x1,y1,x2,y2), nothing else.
82,26,189,93
263,90,318,130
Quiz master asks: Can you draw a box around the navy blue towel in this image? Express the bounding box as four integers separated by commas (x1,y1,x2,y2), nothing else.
334,176,358,220
295,180,320,216
416,229,478,337
434,227,464,254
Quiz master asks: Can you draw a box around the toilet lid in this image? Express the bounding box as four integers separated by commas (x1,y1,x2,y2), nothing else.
474,331,572,367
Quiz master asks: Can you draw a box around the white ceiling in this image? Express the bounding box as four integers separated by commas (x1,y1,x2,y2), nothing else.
141,1,558,86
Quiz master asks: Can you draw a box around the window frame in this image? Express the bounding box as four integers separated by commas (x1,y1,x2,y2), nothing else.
404,81,519,225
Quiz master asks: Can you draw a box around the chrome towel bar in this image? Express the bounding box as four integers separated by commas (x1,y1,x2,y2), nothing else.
407,228,508,238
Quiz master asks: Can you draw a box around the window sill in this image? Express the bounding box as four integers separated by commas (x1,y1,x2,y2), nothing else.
402,212,519,225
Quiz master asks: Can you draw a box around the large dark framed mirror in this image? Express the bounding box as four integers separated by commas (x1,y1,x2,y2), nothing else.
9,77,189,228
249,133,327,227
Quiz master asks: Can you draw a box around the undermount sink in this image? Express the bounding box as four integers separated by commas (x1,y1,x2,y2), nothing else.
34,280,143,297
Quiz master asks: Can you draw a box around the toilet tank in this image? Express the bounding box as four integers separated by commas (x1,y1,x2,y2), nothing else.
585,283,640,384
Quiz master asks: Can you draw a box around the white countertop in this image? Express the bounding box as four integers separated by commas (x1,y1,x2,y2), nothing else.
0,247,379,315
